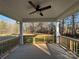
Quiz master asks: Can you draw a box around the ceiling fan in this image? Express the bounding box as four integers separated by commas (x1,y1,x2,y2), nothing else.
28,1,51,16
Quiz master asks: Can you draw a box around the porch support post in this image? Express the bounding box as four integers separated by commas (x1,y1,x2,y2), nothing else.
56,22,60,44
19,21,24,45
62,19,64,35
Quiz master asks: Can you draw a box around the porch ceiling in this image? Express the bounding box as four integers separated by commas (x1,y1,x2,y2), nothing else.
0,0,79,22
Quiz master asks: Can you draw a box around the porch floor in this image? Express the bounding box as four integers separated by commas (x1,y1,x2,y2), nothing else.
4,43,76,59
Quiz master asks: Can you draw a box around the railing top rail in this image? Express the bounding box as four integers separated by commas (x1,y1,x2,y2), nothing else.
61,36,79,42
0,37,18,43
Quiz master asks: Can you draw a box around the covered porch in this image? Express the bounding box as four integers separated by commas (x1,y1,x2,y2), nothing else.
0,0,79,59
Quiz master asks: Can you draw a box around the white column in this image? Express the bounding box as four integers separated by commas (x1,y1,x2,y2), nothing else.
19,21,24,45
56,22,60,44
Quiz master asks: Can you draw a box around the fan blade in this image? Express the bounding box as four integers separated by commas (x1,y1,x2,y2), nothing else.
29,11,37,14
28,1,36,9
40,13,43,16
40,6,51,11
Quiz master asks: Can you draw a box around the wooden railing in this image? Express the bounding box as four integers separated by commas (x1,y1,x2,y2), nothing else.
23,35,55,44
0,37,19,56
60,36,79,56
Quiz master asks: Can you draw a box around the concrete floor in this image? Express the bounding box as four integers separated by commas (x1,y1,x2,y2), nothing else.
4,44,73,59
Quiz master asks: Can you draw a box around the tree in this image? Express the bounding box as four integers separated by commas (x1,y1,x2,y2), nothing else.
48,22,56,34
0,21,7,29
14,23,19,34
0,21,7,34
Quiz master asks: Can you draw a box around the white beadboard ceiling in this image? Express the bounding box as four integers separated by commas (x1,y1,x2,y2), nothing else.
0,0,79,22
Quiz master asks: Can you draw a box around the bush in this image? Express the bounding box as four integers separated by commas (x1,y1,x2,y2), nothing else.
25,38,33,43
24,36,33,43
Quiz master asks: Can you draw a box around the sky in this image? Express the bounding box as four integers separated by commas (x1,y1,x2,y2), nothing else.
0,15,16,24
64,14,79,25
